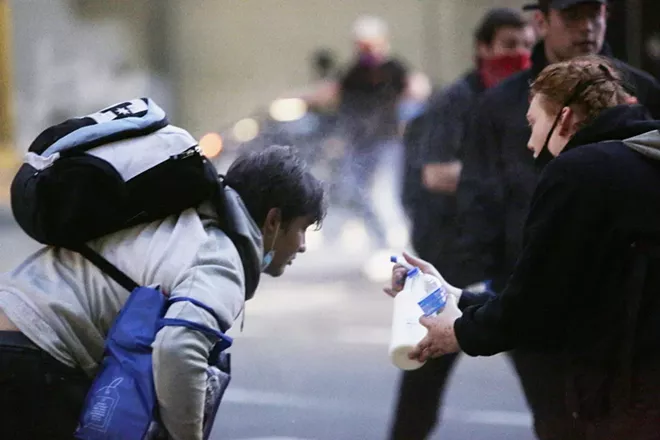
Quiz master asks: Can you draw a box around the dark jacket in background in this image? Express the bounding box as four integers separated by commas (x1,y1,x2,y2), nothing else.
402,71,484,282
456,105,660,432
338,58,407,144
455,41,660,291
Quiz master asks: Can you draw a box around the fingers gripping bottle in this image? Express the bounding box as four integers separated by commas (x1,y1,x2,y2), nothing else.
388,261,448,370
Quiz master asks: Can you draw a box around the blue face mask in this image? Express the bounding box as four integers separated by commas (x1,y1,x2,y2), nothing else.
261,226,280,272
261,250,275,272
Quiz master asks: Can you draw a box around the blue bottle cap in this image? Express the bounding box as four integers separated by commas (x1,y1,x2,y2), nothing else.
390,255,398,263
407,267,420,277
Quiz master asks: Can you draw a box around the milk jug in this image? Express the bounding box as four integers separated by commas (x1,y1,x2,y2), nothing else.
388,259,447,370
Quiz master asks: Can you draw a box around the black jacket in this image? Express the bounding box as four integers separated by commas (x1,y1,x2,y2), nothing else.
455,42,660,290
455,105,660,359
402,71,484,279
337,58,407,143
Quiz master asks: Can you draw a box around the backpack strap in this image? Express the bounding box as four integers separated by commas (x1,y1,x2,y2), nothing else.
75,244,139,293
73,179,261,301
167,296,225,329
214,177,261,300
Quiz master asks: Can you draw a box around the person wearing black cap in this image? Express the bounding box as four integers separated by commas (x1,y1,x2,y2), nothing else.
453,0,660,435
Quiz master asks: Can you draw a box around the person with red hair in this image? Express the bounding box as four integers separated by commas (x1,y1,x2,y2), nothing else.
387,55,660,439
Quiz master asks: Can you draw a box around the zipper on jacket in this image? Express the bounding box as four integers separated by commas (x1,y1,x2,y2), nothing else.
170,145,201,161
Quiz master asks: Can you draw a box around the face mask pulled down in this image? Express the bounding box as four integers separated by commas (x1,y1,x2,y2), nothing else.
261,225,280,272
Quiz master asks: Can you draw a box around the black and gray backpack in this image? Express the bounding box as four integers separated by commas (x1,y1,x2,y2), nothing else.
10,98,259,297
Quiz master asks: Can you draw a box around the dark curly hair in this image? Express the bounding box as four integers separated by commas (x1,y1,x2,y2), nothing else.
225,145,326,229
474,7,527,46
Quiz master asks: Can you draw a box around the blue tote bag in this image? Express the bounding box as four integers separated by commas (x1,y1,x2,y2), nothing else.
73,245,233,440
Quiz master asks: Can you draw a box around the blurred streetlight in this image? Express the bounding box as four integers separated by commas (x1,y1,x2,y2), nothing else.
199,132,223,158
269,98,307,122
232,118,259,142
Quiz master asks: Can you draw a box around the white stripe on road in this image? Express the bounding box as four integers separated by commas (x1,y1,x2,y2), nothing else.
335,325,390,345
234,438,314,440
241,289,349,316
444,408,532,427
232,325,392,346
224,387,532,428
233,438,314,440
224,388,339,411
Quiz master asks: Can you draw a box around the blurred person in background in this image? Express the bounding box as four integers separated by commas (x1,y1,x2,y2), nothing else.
305,15,430,253
393,8,536,439
305,49,342,114
390,54,660,440
454,0,660,434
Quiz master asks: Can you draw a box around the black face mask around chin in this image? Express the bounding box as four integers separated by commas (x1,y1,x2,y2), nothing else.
534,140,557,171
534,104,562,171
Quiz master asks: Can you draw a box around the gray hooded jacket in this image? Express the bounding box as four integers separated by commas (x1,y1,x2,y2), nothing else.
624,129,660,160
0,186,263,440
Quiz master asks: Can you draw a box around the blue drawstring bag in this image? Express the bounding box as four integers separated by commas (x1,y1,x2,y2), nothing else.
74,246,233,440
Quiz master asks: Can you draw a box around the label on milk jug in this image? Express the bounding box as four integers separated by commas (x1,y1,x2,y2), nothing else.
417,288,447,316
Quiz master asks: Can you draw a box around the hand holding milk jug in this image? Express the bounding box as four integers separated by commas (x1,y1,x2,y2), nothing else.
388,254,459,370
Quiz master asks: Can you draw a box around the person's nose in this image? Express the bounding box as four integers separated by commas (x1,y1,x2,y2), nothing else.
516,46,531,57
577,17,596,35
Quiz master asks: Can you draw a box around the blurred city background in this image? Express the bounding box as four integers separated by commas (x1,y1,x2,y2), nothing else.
0,1,659,439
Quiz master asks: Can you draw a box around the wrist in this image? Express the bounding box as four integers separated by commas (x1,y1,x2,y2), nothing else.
445,317,461,353
449,286,462,300
450,316,462,352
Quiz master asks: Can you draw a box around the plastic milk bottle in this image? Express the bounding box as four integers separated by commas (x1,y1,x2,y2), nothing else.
388,256,448,370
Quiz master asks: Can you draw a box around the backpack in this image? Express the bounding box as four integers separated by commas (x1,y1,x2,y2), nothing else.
9,97,260,297
11,98,216,246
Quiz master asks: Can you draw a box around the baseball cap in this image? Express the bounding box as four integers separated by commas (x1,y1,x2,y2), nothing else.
523,0,606,12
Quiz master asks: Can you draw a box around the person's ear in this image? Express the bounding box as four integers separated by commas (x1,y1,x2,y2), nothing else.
535,10,549,36
557,106,578,137
262,208,281,235
625,95,638,105
476,42,490,59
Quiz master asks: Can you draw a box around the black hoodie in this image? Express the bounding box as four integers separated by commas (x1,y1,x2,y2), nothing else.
454,42,660,289
455,105,660,358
